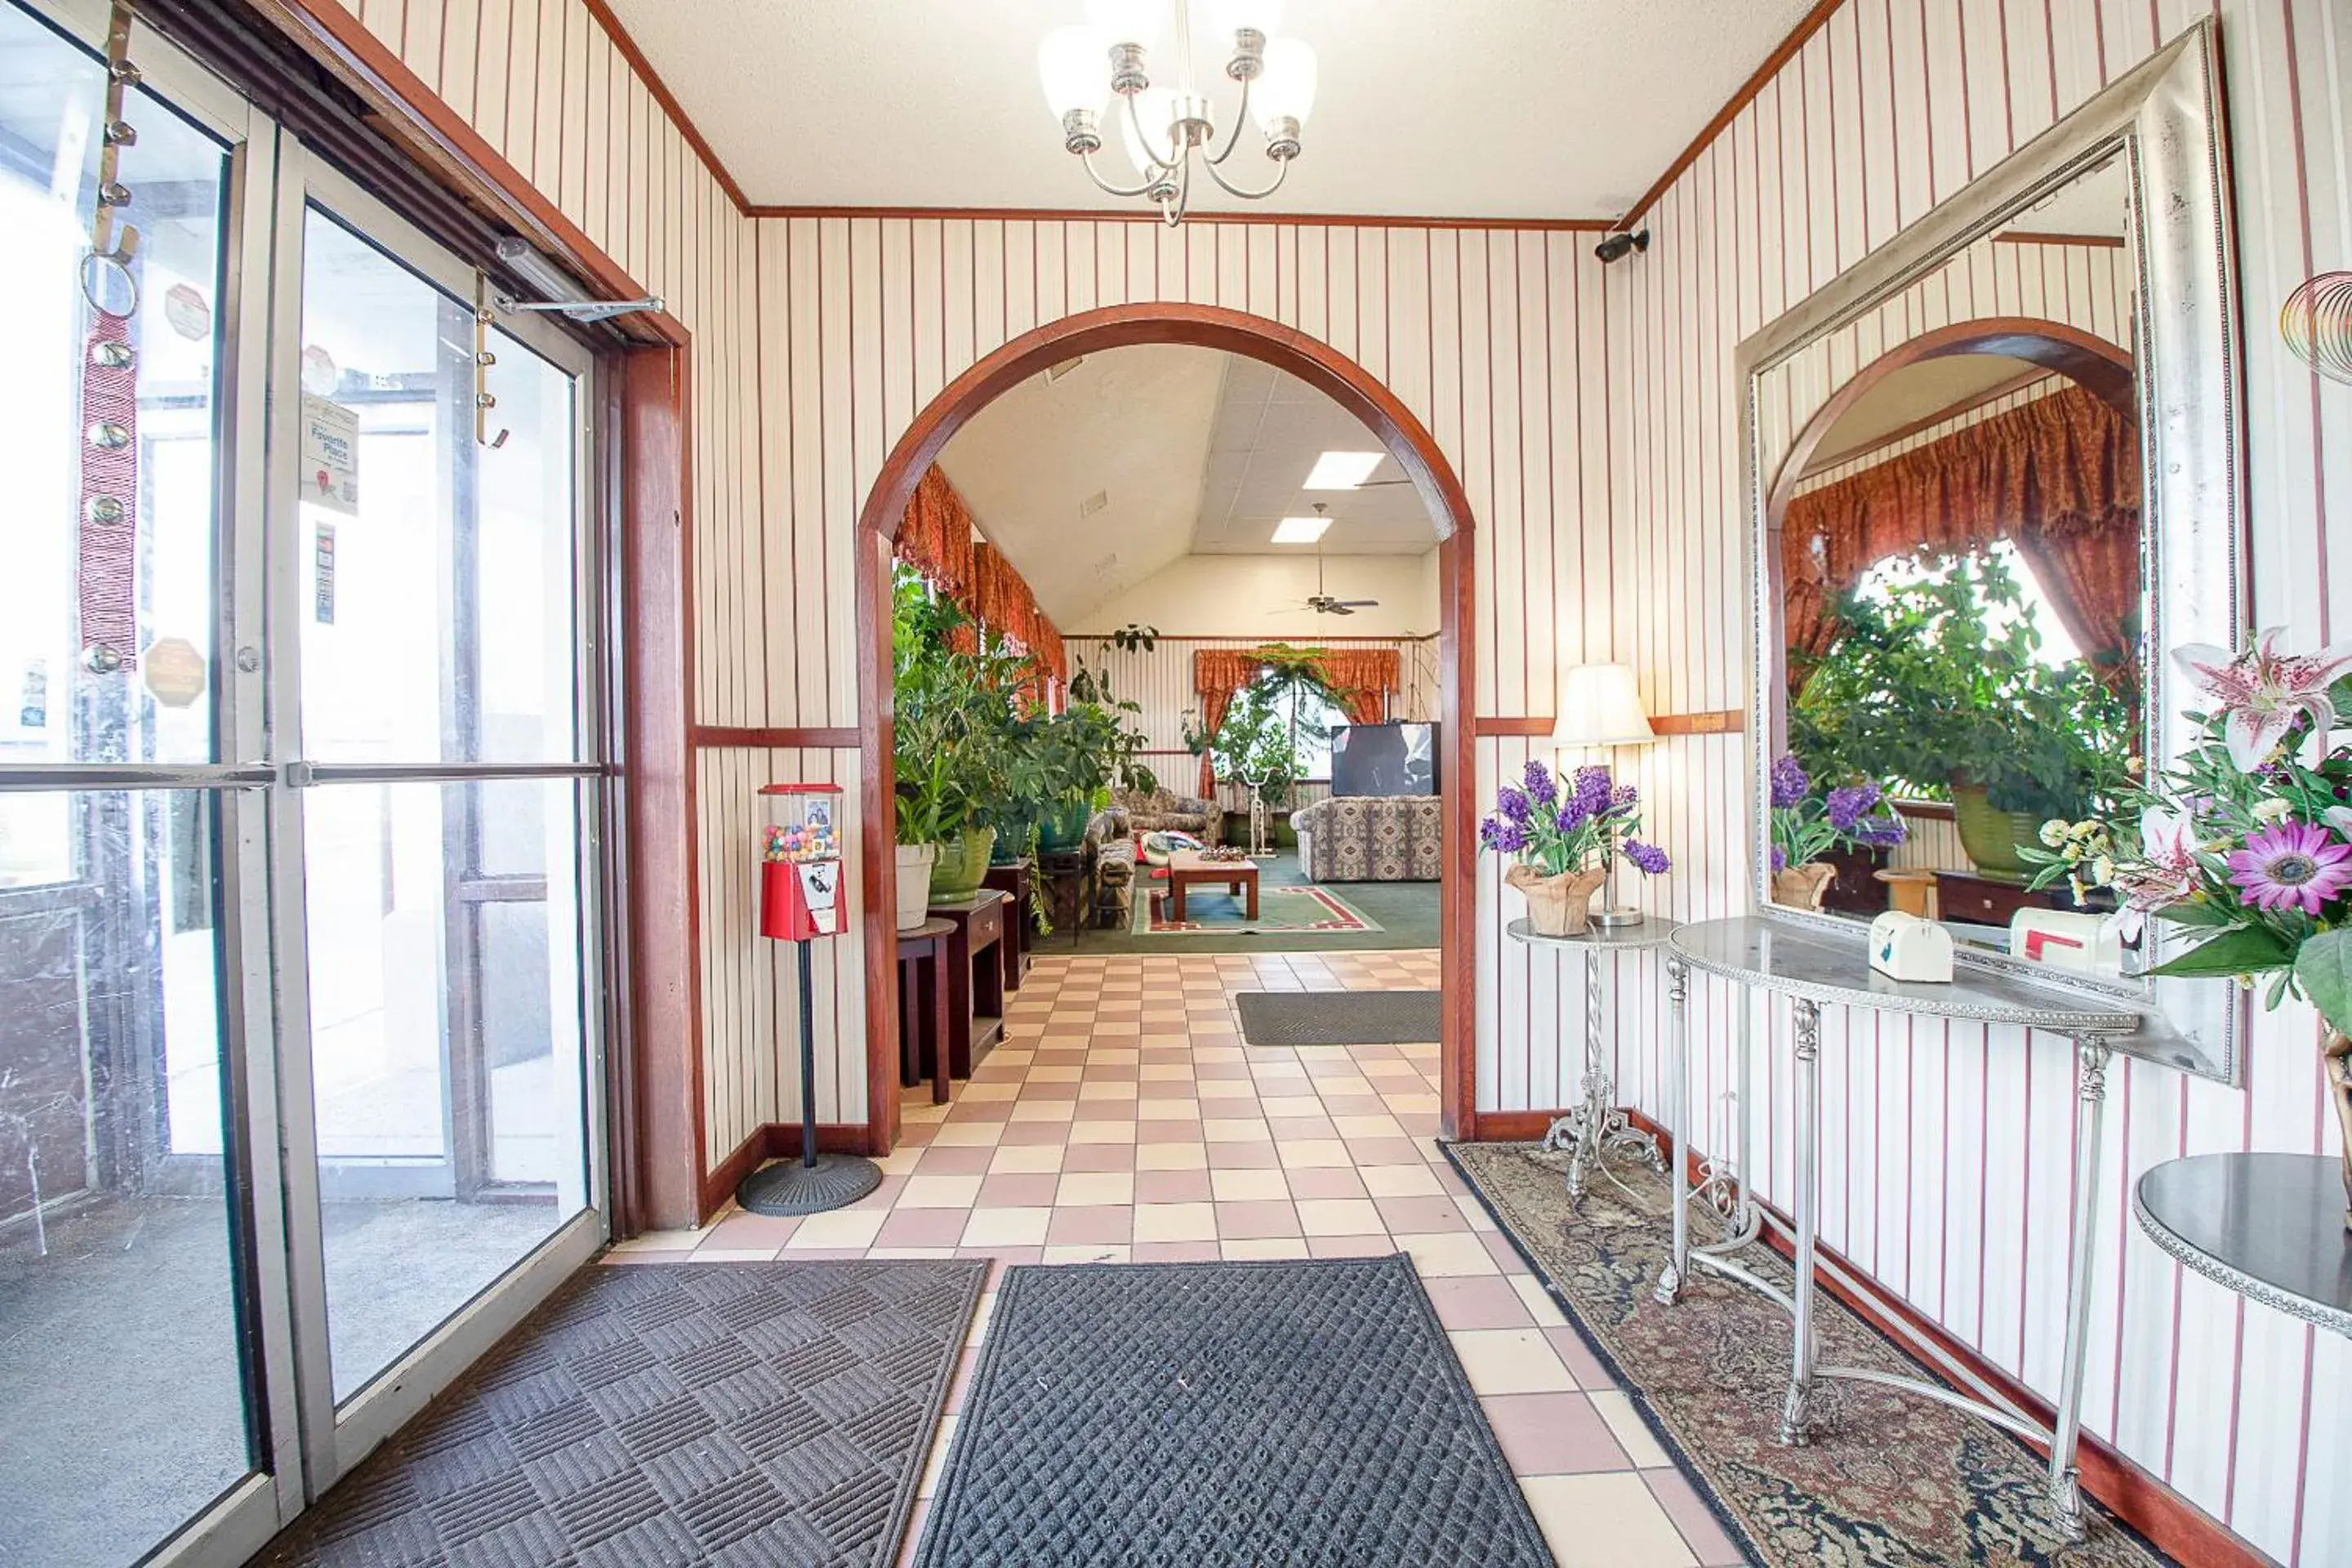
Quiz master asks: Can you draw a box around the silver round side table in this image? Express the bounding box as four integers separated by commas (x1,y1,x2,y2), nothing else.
2133,1152,2352,1339
1505,915,1678,1200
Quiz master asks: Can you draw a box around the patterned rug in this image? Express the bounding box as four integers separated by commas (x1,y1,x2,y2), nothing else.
256,1259,983,1567
915,1257,1552,1566
1446,1143,2173,1568
1131,880,1379,935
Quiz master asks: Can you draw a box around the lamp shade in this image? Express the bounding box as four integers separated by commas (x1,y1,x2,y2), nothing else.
1039,26,1109,121
1551,663,1654,747
1252,37,1317,129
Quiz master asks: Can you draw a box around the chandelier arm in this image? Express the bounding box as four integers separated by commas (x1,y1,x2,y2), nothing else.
1163,151,1192,225
1201,149,1291,202
1121,91,1183,176
1077,149,1165,201
1205,75,1254,167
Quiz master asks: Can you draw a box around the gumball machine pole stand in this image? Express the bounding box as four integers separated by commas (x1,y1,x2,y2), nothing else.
734,783,882,1216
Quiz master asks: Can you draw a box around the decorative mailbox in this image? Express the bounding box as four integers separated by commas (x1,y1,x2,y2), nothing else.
759,782,844,942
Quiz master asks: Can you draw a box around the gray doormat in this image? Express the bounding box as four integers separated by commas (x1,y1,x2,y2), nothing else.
915,1257,1553,1566
257,1258,983,1568
1235,989,1441,1045
1447,1143,2175,1567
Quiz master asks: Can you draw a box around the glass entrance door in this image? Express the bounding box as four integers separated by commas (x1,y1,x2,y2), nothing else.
265,154,608,1478
0,1,612,1556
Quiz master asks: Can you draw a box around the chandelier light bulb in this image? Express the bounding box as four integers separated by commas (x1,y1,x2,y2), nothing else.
1252,37,1317,132
1039,25,1110,123
1085,0,1166,51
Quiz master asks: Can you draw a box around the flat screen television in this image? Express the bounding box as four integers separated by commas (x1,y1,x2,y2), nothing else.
1330,722,1437,797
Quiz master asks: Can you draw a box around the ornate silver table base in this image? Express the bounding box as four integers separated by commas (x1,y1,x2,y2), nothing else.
1540,946,1665,1198
1507,918,1673,1202
1652,918,2138,1542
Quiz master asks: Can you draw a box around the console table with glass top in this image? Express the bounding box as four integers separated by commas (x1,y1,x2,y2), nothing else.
1505,916,1676,1200
1657,915,2142,1539
2133,1152,2352,1340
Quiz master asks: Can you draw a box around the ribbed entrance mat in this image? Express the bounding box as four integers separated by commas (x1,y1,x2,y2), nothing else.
257,1259,983,1568
915,1257,1553,1567
1446,1143,2175,1567
1235,989,1441,1045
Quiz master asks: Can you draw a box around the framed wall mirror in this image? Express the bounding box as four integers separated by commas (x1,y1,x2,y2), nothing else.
1739,20,2243,1082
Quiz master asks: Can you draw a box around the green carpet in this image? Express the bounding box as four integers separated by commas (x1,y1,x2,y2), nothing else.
1053,852,1441,956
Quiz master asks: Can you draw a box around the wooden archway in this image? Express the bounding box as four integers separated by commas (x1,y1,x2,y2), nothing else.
1760,315,2136,720
853,302,1477,1153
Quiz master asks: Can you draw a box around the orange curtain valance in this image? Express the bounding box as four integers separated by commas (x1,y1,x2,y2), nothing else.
1781,383,2142,689
1191,645,1401,793
894,466,1065,686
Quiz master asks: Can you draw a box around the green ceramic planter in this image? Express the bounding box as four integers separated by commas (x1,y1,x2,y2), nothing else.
1951,782,2039,879
928,827,997,902
1036,799,1092,852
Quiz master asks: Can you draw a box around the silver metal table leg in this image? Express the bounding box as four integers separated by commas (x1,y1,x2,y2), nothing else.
1780,997,1822,1446
2047,1036,2110,1539
1655,953,1690,1305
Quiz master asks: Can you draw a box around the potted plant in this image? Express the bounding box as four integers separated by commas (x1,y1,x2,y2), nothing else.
1767,754,1909,910
2021,630,2352,1227
892,576,1015,907
1790,552,2132,875
1481,760,1670,936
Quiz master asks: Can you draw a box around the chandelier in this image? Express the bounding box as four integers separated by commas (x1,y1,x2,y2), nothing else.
1038,0,1318,225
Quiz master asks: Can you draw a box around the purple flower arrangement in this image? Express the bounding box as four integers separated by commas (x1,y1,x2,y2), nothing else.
1767,755,1909,876
1480,759,1670,881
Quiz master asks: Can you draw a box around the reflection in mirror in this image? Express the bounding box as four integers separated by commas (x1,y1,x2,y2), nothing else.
1760,154,2145,971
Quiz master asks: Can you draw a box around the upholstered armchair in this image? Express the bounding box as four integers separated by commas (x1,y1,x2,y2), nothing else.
1290,795,1444,882
1108,787,1215,839
1084,806,1138,921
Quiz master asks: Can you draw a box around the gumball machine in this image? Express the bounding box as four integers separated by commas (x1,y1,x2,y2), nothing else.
737,783,882,1214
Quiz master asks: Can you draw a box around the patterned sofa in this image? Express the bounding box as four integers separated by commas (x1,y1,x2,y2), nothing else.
1290,795,1443,882
1084,807,1139,922
1107,786,1215,838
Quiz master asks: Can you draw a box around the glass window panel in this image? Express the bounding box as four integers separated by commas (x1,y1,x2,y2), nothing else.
296,211,580,767
0,2,229,803
301,778,590,1401
0,790,254,1566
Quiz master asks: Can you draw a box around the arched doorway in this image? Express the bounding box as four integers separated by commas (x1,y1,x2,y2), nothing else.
853,302,1477,1152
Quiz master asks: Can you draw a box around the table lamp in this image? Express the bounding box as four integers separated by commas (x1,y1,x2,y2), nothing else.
1552,662,1655,928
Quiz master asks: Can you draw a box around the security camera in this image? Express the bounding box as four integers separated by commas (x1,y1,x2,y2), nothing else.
1593,229,1650,265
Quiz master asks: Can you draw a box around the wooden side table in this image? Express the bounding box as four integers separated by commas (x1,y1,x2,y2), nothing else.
1039,850,1089,943
982,862,1031,990
928,890,1009,1076
895,917,954,1105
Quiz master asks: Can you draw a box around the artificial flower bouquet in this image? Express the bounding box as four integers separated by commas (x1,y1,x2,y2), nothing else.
1481,760,1668,935
1766,754,1908,908
2023,630,2352,1223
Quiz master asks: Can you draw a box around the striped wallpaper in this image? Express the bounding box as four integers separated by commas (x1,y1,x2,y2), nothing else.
1612,2,2349,1560
314,0,2342,1557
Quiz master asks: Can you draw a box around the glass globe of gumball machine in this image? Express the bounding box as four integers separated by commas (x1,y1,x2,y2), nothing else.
736,783,882,1214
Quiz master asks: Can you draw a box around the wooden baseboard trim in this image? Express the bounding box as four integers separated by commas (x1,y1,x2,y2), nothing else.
700,1122,883,1218
1463,1107,2260,1567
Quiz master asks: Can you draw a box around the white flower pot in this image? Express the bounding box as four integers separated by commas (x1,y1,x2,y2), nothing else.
894,844,938,933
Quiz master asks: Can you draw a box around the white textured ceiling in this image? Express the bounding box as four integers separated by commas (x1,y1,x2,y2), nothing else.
936,345,1439,626
1193,357,1437,554
935,345,1224,626
601,0,1816,219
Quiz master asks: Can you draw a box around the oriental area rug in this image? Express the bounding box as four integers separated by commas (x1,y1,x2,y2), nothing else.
1446,1143,2175,1568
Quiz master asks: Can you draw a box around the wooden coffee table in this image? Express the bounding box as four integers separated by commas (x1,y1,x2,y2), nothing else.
1164,850,1259,921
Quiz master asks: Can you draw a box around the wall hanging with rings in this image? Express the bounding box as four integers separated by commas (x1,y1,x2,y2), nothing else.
76,0,145,678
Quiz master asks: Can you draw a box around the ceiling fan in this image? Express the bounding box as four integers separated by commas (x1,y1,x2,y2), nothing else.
1291,512,1379,616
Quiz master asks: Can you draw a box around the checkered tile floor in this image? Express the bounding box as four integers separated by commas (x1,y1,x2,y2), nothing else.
607,950,1741,1568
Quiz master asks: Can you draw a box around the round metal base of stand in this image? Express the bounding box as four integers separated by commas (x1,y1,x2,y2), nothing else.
1591,906,1646,929
734,1152,884,1216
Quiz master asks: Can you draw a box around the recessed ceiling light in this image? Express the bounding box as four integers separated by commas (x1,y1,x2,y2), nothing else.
1303,451,1385,490
1272,515,1331,544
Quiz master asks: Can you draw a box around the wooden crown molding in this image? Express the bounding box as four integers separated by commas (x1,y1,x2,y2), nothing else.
573,3,1843,238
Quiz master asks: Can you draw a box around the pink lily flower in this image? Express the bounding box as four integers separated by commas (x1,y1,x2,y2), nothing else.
2172,629,2352,773
2109,808,2199,942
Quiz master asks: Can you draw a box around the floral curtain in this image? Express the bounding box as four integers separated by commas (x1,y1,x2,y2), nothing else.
1781,383,2141,694
894,466,1067,688
1190,645,1401,794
